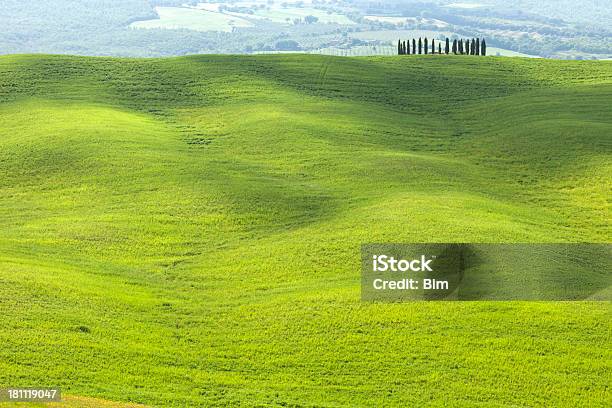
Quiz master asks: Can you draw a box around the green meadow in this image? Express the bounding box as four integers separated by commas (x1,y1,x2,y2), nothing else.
249,6,355,25
0,54,610,407
130,7,253,33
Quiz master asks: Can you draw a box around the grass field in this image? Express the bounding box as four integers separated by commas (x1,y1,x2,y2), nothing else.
486,47,541,58
0,54,610,407
250,6,355,25
130,5,353,33
130,7,252,33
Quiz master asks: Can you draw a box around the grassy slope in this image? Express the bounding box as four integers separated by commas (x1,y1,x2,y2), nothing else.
0,54,610,407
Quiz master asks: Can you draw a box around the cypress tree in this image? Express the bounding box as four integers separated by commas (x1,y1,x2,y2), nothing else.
431,38,435,54
476,38,481,56
459,40,463,55
452,39,457,54
424,38,428,54
413,39,417,55
445,38,450,55
406,40,411,55
438,43,442,54
418,38,422,54
482,38,487,56
403,41,407,55
398,39,402,55
472,38,476,55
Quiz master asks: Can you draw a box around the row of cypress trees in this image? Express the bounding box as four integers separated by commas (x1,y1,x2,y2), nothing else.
398,38,487,56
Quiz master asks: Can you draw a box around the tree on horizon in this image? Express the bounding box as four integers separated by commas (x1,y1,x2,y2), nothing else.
424,38,428,54
445,38,450,55
482,38,487,56
418,38,422,54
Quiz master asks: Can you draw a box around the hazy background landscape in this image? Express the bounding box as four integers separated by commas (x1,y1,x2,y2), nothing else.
2,0,611,59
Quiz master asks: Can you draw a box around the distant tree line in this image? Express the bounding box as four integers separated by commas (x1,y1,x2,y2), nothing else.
398,38,487,56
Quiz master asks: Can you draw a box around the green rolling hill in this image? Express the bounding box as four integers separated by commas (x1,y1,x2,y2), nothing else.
0,54,610,407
